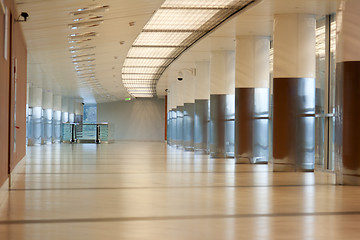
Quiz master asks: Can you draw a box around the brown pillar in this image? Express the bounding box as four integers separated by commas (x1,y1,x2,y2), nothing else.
335,0,360,185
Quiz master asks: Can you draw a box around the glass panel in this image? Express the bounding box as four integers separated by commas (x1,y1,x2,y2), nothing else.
76,124,97,140
328,15,337,171
315,17,326,169
52,110,61,143
43,109,53,144
61,123,72,142
83,104,97,123
99,125,109,141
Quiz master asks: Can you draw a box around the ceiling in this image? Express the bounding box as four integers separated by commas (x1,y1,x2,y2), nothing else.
16,0,164,103
16,0,337,103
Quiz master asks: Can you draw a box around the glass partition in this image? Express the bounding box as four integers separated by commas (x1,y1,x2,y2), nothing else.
315,15,336,171
61,123,111,143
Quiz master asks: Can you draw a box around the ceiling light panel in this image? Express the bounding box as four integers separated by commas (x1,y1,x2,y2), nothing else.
144,9,219,31
123,58,168,67
70,5,110,16
162,0,242,8
122,0,257,98
122,67,164,75
134,32,192,46
127,47,179,58
122,74,158,80
131,94,154,98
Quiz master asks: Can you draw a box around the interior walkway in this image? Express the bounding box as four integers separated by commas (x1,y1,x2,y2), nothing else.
0,142,359,239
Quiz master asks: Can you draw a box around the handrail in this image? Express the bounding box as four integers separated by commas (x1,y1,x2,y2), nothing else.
61,123,110,144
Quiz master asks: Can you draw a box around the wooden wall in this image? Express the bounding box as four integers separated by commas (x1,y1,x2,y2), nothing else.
0,0,27,186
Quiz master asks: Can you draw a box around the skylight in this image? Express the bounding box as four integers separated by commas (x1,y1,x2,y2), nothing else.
122,0,256,98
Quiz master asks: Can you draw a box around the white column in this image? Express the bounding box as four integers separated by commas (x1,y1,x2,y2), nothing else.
53,96,62,111
28,87,43,145
335,0,360,185
176,78,184,107
336,0,360,63
75,101,84,116
210,51,235,95
182,70,195,104
195,61,210,100
68,98,75,123
42,91,53,110
273,14,316,78
272,13,316,172
29,87,42,108
235,36,270,88
61,97,69,123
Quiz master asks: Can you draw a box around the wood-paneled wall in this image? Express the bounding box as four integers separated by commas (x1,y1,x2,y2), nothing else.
0,0,27,186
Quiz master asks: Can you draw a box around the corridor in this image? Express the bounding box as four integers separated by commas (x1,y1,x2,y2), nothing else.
0,142,358,239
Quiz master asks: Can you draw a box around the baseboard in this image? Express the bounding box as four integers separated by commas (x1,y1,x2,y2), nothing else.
0,178,9,208
9,156,27,188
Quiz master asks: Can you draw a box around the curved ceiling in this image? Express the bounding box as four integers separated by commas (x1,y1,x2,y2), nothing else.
122,0,259,98
16,0,337,103
16,0,165,103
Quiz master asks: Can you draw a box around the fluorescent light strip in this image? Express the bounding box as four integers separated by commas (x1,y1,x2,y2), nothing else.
134,32,192,46
122,67,163,74
127,47,178,58
123,58,168,67
144,9,219,31
122,74,158,80
162,0,240,8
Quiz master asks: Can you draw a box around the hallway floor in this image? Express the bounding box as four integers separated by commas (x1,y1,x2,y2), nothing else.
0,142,359,239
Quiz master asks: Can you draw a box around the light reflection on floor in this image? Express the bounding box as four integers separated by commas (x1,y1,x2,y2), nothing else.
0,142,359,240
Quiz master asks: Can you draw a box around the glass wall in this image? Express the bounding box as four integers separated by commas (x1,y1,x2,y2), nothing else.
315,15,336,171
83,104,97,124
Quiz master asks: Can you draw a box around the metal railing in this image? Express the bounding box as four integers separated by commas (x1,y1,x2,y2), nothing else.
61,123,111,144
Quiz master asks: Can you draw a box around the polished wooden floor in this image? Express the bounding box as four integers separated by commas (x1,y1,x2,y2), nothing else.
0,142,360,239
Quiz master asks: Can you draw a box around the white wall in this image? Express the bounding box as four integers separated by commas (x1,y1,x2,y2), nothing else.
97,98,165,141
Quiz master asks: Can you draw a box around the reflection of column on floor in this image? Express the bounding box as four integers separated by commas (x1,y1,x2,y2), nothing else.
272,14,316,172
210,50,235,158
235,36,270,164
335,0,360,185
194,61,210,154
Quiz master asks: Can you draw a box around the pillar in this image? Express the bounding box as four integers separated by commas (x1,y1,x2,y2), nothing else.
272,14,316,171
210,51,235,158
61,97,69,123
26,83,30,145
28,87,42,145
176,78,184,148
182,69,195,151
61,97,70,142
68,99,75,123
235,36,270,164
194,61,210,154
335,0,360,184
74,100,84,123
167,83,175,146
42,90,53,144
53,95,62,143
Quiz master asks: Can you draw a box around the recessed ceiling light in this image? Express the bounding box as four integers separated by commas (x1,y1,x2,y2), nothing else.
70,5,110,16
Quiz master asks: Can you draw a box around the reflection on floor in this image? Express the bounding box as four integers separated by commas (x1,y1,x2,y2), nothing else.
0,142,359,239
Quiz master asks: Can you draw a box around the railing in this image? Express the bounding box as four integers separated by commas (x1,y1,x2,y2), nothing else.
61,123,111,144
